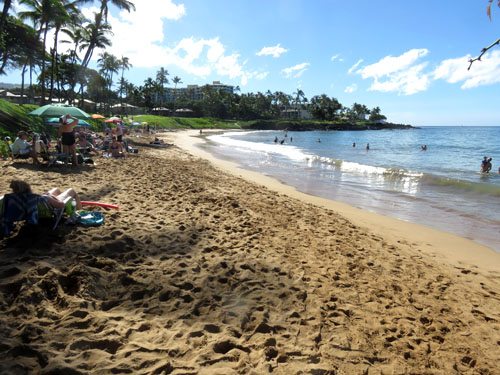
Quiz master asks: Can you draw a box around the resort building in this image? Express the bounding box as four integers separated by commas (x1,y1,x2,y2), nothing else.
164,81,234,103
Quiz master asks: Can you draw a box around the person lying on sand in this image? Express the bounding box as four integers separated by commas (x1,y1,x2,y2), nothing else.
9,180,82,210
150,137,165,145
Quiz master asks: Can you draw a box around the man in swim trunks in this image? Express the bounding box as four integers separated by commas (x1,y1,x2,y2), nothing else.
58,114,79,165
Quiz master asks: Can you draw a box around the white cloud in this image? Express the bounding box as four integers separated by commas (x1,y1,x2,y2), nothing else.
344,84,357,93
76,1,260,86
347,59,363,74
357,49,429,78
254,71,269,80
256,44,288,58
281,62,310,78
355,49,431,95
433,50,500,89
331,54,343,62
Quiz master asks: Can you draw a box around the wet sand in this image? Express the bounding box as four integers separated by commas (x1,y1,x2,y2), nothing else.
0,132,499,374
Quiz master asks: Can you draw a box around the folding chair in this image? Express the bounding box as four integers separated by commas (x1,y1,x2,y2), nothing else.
0,193,75,237
37,196,75,229
9,144,32,162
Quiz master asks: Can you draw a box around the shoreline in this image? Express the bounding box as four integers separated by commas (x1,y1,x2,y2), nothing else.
1,134,499,373
171,129,500,273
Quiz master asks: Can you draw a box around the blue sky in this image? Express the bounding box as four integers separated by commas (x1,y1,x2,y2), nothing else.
3,0,500,126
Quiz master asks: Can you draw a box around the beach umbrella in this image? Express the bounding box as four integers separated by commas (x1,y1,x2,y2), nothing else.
45,117,91,127
29,104,91,119
91,114,105,119
105,116,122,123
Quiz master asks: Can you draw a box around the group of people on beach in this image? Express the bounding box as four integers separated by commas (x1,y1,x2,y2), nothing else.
4,113,134,166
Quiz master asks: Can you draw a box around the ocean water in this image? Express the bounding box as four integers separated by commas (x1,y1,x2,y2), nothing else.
202,127,500,252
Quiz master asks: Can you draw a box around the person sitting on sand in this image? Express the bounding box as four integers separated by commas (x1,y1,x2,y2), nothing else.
110,137,126,158
77,135,96,155
10,131,40,164
9,180,82,210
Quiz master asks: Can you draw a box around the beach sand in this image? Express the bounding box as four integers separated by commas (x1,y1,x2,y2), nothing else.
0,132,499,374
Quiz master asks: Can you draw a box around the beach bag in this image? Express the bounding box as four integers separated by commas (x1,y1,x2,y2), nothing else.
76,211,104,227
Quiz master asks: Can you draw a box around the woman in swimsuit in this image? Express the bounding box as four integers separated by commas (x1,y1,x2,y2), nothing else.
58,114,79,165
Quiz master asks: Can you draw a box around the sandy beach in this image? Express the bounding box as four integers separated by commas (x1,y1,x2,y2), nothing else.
0,131,499,374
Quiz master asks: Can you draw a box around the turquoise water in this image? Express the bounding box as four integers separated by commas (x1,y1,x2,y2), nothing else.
203,127,500,252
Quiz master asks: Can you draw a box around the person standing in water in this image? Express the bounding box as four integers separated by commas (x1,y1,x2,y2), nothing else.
366,143,370,151
481,157,492,173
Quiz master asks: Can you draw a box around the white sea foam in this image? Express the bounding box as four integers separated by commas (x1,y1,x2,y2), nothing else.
208,132,312,162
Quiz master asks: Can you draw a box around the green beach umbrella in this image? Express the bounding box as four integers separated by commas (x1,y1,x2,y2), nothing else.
29,104,91,119
45,117,91,127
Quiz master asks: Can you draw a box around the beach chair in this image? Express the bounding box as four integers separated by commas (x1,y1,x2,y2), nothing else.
0,193,75,237
9,143,32,162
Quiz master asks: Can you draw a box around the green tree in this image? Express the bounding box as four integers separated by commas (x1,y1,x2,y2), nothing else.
368,106,387,122
309,94,342,121
155,67,169,107
351,102,370,120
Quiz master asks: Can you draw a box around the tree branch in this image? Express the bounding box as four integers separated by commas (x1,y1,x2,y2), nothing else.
468,38,500,70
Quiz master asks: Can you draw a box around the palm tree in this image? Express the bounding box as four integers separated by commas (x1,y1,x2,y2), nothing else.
48,1,81,101
81,0,135,69
142,77,156,111
118,55,132,105
172,75,182,111
18,0,54,104
97,51,119,111
0,0,13,35
80,12,113,69
155,67,169,107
